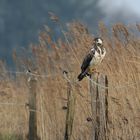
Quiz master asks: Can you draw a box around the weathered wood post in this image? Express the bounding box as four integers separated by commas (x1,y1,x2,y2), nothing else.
90,73,108,140
64,72,76,140
28,72,38,140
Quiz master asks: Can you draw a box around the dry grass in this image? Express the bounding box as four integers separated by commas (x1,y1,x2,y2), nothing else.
0,21,140,140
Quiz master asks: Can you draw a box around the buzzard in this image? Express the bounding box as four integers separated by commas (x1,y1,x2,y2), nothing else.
77,37,106,81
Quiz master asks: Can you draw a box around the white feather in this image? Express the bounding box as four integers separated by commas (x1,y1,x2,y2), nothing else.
90,46,106,67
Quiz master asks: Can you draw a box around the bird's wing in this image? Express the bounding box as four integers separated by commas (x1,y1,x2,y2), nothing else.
81,50,95,72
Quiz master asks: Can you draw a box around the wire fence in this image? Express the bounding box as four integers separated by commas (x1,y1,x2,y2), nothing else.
1,69,140,90
0,69,139,117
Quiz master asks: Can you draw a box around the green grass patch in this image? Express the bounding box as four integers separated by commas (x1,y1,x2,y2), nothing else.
0,134,24,140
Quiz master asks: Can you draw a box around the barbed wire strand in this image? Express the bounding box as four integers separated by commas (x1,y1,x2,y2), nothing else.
0,102,41,113
0,102,25,106
4,70,53,78
2,65,139,90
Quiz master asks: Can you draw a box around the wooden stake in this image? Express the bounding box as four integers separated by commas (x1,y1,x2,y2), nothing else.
64,73,76,140
28,74,38,140
90,73,108,140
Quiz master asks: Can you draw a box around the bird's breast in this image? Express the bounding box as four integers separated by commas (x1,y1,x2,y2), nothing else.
90,57,102,66
90,50,105,66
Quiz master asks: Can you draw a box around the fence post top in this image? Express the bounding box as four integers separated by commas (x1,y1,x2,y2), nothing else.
63,70,77,84
26,70,38,82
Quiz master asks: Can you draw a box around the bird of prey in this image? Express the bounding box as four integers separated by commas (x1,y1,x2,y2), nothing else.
77,37,106,81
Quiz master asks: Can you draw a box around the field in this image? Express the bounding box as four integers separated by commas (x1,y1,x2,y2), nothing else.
0,21,140,140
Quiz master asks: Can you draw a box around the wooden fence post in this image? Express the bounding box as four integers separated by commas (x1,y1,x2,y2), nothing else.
64,73,76,140
28,73,38,140
90,73,108,140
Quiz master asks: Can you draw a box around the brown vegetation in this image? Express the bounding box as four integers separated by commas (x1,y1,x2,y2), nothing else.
0,20,140,140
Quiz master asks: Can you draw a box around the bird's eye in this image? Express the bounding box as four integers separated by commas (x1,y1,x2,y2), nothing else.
97,43,102,46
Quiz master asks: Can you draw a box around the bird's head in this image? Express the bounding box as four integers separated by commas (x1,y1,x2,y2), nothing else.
94,37,103,47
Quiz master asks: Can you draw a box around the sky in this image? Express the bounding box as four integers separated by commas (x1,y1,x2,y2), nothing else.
98,0,140,23
0,0,140,66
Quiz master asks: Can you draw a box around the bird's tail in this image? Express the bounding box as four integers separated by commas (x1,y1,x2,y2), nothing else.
77,72,86,81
